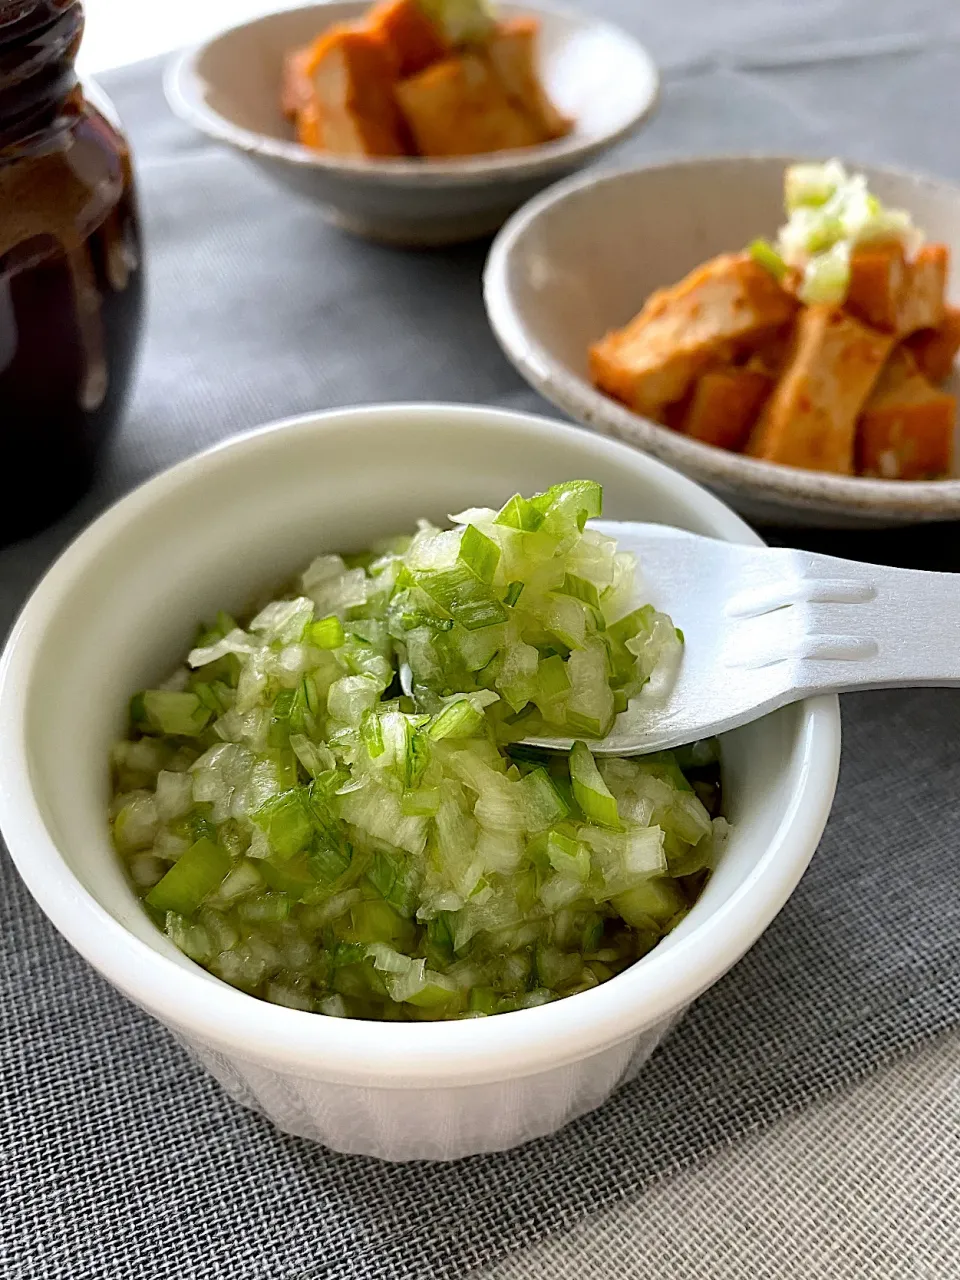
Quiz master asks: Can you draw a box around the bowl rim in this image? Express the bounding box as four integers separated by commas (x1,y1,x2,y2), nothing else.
483,152,960,521
162,0,660,189
0,403,841,1087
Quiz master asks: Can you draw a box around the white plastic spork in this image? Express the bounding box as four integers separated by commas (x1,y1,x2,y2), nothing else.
522,521,960,756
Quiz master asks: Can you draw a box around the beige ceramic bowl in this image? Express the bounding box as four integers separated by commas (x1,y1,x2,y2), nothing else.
484,155,960,528
164,1,659,246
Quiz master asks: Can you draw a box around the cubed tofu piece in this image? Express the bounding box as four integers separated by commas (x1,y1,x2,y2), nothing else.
588,254,798,420
395,52,542,156
747,305,894,473
485,18,572,141
281,46,315,120
677,367,774,452
896,243,948,336
845,241,906,331
309,25,408,157
746,322,795,377
367,0,448,77
856,347,955,478
904,305,960,383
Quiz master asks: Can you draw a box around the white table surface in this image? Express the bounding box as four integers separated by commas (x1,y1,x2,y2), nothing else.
76,3,960,1275
77,0,296,73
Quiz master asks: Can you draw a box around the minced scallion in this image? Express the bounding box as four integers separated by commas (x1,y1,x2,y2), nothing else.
110,481,728,1021
768,159,923,305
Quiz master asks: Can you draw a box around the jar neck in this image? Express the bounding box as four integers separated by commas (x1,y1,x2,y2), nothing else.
0,1,84,154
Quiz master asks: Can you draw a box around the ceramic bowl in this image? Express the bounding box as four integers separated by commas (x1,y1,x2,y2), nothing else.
0,404,840,1161
484,155,960,528
164,1,659,246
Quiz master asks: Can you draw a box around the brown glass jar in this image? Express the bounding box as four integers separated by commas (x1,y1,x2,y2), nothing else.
0,0,144,544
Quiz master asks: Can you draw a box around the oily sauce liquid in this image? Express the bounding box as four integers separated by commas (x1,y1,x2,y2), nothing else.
0,0,144,543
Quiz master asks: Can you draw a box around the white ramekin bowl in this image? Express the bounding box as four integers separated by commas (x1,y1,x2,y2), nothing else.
0,404,840,1161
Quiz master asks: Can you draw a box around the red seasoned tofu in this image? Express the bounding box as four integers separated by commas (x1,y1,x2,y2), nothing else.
308,25,408,157
856,347,955,478
747,305,893,473
677,367,774,451
896,243,948,336
845,241,906,332
281,47,315,120
905,305,960,383
485,17,571,141
589,254,798,420
367,0,448,77
395,51,542,157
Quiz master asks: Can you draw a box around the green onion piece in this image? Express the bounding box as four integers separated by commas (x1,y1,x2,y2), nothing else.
532,480,603,529
804,212,844,255
347,899,408,943
799,241,851,305
458,524,501,585
258,855,316,898
566,710,606,737
748,237,787,280
268,688,295,747
290,734,333,779
784,161,842,212
503,581,524,607
558,573,601,610
519,767,570,831
307,840,351,885
128,691,146,727
468,986,498,1014
401,725,428,791
308,615,345,649
582,917,605,954
399,611,455,632
302,675,322,718
146,837,230,915
361,709,385,759
417,0,496,44
251,788,313,861
570,741,622,830
368,849,419,917
331,941,367,970
640,750,695,793
613,876,686,926
538,653,571,699
401,787,441,817
305,773,349,843
238,894,291,922
607,605,656,645
544,829,590,881
414,564,507,631
405,973,458,1008
427,697,485,740
426,912,454,949
140,690,212,737
493,494,544,532
169,809,217,846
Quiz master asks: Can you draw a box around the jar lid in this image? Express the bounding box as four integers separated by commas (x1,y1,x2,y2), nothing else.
0,2,79,42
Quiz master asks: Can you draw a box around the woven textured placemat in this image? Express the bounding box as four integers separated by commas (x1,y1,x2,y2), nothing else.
3,3,960,1277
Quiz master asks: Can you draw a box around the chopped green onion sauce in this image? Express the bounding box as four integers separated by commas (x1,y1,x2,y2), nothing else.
111,482,727,1020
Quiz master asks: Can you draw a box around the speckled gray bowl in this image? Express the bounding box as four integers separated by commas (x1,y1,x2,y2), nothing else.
164,1,659,247
484,156,960,528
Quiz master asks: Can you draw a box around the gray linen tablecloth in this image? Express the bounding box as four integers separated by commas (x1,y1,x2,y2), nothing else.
3,3,960,1277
